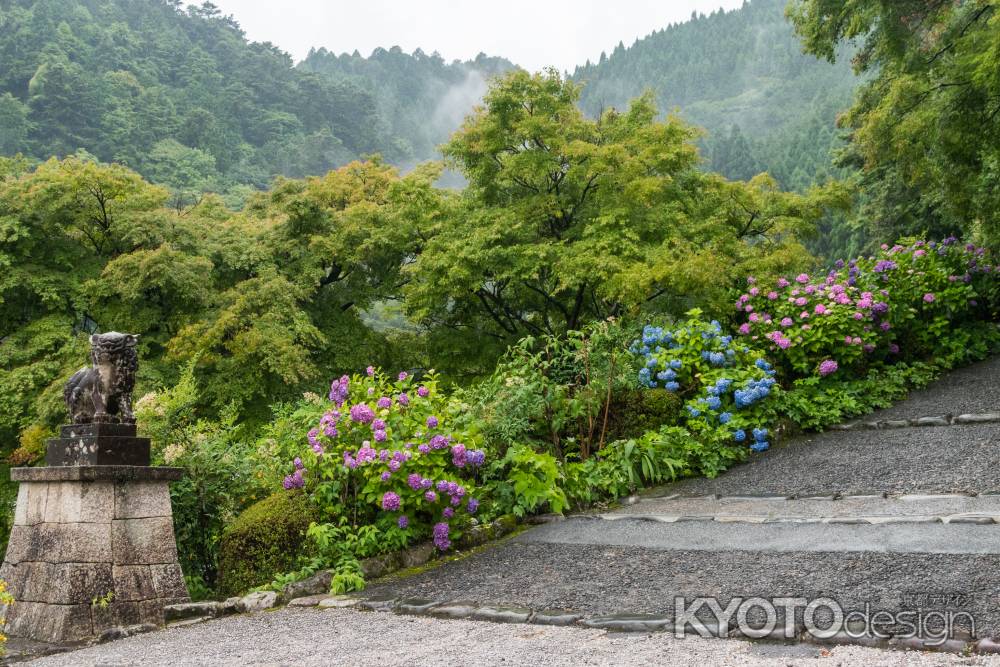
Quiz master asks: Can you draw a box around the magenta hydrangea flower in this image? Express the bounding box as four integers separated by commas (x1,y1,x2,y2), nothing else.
424,490,437,503
777,277,790,288
388,458,401,472
796,273,810,284
738,323,751,335
366,366,375,377
293,457,303,470
776,338,791,350
407,473,423,490
417,386,430,398
767,291,778,300
923,293,936,303
426,415,439,429
380,471,391,481
328,375,350,405
433,522,450,550
350,403,375,424
374,430,387,442
443,507,454,519
377,396,392,409
398,371,408,381
381,491,401,511
418,444,430,454
819,359,839,377
397,393,410,406
467,498,479,513
780,317,793,328
372,418,386,430
398,515,409,529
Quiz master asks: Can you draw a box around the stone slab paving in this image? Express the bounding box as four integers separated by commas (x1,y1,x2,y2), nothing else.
26,607,1000,666
615,493,1000,521
526,516,1000,553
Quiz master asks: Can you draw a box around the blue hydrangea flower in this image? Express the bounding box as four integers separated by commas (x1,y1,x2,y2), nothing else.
707,396,722,410
687,405,701,417
750,441,769,453
734,429,746,442
719,412,732,424
665,381,680,392
670,359,682,369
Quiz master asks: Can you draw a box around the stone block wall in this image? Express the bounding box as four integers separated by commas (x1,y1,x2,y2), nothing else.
1,469,189,643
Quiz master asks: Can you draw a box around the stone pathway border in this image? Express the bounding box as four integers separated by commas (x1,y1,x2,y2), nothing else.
830,412,1000,430
258,593,1000,656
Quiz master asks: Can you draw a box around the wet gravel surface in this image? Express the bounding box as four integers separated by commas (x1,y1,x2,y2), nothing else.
865,355,1000,420
28,607,1000,667
364,541,1000,636
646,423,1000,497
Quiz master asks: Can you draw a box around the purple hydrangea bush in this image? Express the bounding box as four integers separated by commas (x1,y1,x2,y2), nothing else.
734,239,995,377
281,369,485,551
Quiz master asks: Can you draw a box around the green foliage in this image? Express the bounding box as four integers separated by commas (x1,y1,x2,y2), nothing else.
137,363,269,594
788,0,1000,250
406,70,839,360
216,491,317,597
0,0,399,190
487,445,567,518
461,320,642,461
572,0,857,194
268,520,387,596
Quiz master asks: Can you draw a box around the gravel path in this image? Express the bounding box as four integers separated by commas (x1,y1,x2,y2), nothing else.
362,541,1000,635
866,355,1000,420
27,607,1000,667
646,423,1000,497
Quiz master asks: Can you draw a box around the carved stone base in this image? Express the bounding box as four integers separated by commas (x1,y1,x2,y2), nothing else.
46,423,150,467
1,466,188,643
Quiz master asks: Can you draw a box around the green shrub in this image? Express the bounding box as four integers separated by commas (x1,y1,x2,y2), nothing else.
217,491,317,597
603,388,682,441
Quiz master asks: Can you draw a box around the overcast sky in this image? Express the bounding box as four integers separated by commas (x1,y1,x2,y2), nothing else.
195,1,747,72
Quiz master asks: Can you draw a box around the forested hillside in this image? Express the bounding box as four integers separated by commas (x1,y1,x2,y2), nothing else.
572,0,857,191
0,0,406,200
299,48,515,166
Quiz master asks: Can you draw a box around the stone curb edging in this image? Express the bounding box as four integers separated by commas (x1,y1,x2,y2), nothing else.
587,513,1000,525
273,594,1000,656
829,412,1000,431
638,491,1000,502
158,515,522,630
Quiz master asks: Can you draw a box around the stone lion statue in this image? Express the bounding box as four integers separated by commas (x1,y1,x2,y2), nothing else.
64,332,140,424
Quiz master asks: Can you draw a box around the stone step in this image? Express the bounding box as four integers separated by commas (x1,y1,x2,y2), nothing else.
522,516,1000,554
610,492,1000,524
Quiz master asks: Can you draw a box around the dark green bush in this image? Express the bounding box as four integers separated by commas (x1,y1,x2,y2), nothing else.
603,388,682,442
217,491,317,597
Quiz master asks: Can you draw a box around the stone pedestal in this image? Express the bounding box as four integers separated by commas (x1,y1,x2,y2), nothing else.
0,465,189,643
46,423,150,467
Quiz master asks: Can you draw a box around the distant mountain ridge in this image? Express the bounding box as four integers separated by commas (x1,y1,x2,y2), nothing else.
571,0,858,189
0,0,858,195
